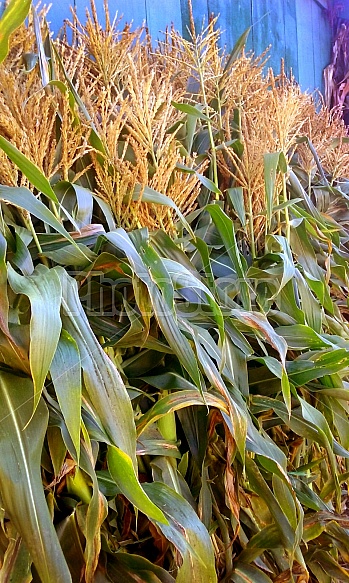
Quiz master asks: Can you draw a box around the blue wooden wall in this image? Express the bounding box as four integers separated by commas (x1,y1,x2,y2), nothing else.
1,0,337,92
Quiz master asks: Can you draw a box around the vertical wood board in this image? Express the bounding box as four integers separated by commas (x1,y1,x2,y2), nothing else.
295,0,316,90
145,0,182,40
311,0,331,91
251,0,286,76
207,0,253,54
283,0,299,79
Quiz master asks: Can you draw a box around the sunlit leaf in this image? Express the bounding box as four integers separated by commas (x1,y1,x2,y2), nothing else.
7,264,62,412
50,330,81,461
144,482,217,583
0,370,71,583
107,445,168,524
57,268,137,467
0,0,31,63
171,101,210,121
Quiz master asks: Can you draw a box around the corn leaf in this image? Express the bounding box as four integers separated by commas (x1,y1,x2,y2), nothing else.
7,265,62,412
143,482,217,583
0,186,86,254
0,232,9,336
0,370,72,583
50,330,82,461
132,185,195,238
206,204,251,310
0,0,31,63
0,136,58,203
107,445,168,524
57,268,137,467
171,101,210,121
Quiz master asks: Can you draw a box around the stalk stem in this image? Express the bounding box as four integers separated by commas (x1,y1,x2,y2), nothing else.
196,47,219,197
23,212,50,267
282,173,290,242
247,187,256,258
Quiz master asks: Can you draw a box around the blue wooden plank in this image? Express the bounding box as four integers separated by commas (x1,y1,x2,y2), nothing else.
0,0,334,95
180,0,209,40
207,0,253,55
295,0,315,91
251,0,286,75
145,0,183,39
75,0,147,30
283,0,299,80
46,0,148,34
311,0,331,92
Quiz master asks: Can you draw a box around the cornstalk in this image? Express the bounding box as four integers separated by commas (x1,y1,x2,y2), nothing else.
194,46,219,197
282,172,290,242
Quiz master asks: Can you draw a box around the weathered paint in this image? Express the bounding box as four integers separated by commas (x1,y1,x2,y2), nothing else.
0,0,337,92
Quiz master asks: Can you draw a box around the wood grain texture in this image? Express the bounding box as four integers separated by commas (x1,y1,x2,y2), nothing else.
283,0,299,79
311,0,331,91
207,0,253,54
251,0,286,75
145,0,182,39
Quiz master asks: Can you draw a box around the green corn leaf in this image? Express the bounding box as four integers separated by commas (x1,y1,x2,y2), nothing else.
232,309,287,365
299,397,333,447
171,101,210,121
227,186,246,227
264,152,280,225
188,323,247,460
267,235,296,299
0,186,88,257
0,370,72,583
309,551,349,582
51,42,107,157
161,257,225,342
0,533,32,582
56,513,85,581
132,184,195,238
50,330,82,461
295,271,322,333
143,482,217,583
220,26,251,87
57,268,137,467
0,137,58,203
276,324,332,350
196,173,222,196
136,390,228,436
246,457,296,553
7,265,62,413
290,218,333,313
151,285,204,396
107,230,204,395
107,445,168,524
108,553,175,583
78,444,107,583
0,0,31,63
232,563,274,583
135,240,174,311
287,349,349,386
238,525,281,563
206,204,251,310
0,232,10,336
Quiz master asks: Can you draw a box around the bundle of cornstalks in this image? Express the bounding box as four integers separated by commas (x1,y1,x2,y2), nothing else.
3,3,349,583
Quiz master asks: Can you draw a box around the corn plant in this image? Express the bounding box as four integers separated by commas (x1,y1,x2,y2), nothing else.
1,3,349,583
